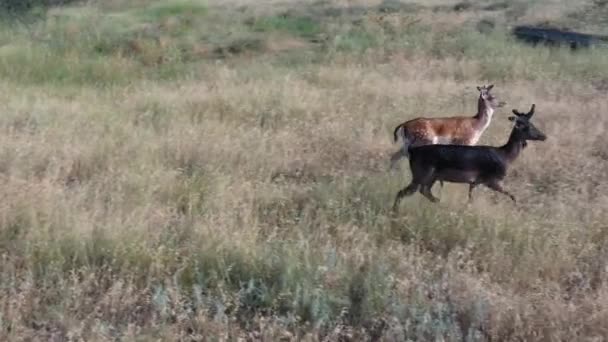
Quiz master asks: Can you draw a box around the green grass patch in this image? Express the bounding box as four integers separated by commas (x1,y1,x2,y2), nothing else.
250,14,321,39
0,3,211,85
332,28,380,52
135,0,208,21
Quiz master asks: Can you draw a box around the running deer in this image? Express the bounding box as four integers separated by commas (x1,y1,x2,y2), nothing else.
392,104,546,210
390,84,506,170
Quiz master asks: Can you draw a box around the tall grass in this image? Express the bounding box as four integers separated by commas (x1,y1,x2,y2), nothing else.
1,0,608,340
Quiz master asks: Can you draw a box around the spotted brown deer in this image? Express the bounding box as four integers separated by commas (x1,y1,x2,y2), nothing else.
392,104,546,210
390,85,506,170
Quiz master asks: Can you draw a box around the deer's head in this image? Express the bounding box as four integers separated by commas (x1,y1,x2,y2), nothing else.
508,104,547,142
477,84,506,110
511,104,535,120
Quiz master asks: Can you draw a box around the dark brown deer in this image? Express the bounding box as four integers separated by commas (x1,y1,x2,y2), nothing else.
390,84,506,170
392,104,546,210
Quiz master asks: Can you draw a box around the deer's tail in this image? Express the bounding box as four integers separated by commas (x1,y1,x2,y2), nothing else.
390,123,412,168
393,123,405,143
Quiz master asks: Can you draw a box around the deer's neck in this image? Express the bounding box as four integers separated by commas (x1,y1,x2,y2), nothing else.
500,128,525,164
473,98,493,132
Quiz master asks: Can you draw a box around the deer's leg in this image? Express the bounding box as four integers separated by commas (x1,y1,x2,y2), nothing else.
417,169,439,203
392,182,420,211
468,183,478,203
420,180,439,203
485,181,516,204
430,178,444,199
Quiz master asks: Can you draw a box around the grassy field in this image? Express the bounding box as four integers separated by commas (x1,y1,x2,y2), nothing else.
1,0,608,340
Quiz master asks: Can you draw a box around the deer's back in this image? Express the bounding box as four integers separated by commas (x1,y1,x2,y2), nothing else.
404,116,478,143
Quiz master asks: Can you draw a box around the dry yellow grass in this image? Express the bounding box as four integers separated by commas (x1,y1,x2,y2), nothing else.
1,0,608,341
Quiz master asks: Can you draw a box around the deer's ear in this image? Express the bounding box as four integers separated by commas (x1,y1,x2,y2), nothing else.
477,86,481,91
508,116,516,121
512,109,520,115
527,104,536,118
487,84,494,91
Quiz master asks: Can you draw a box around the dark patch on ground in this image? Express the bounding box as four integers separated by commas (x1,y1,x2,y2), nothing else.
512,25,608,49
